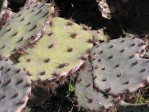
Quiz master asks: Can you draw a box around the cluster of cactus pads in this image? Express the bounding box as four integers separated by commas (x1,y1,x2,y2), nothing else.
0,0,149,112
75,37,149,111
0,1,93,111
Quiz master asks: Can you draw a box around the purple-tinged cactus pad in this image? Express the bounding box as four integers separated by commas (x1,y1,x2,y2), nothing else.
90,38,149,96
0,59,31,112
75,62,120,111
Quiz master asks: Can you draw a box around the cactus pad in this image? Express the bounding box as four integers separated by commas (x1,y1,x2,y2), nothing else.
17,17,92,82
75,61,120,111
0,59,31,112
0,2,54,57
90,37,149,96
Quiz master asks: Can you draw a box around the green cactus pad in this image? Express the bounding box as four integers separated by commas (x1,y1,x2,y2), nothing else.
0,2,54,57
17,17,92,82
0,59,31,112
75,61,120,111
90,37,149,96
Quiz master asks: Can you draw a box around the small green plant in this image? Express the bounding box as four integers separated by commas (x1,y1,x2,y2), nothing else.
66,76,75,103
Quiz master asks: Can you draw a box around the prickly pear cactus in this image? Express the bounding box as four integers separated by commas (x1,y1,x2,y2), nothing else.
0,59,31,112
17,17,92,85
75,61,120,111
90,37,149,96
118,101,149,112
0,2,54,57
